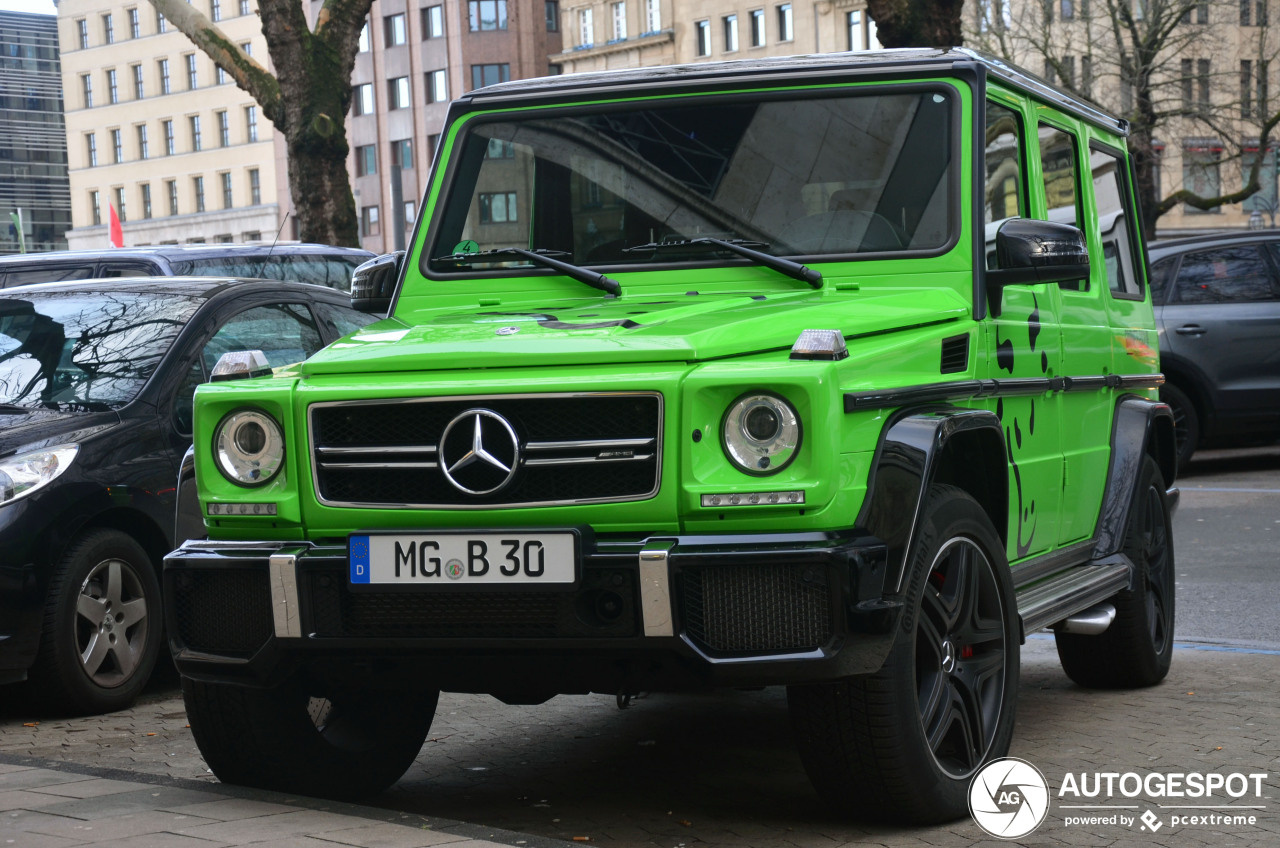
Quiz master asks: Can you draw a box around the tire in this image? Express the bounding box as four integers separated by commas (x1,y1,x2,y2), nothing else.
788,485,1019,824
1056,455,1175,688
183,676,439,800
27,529,162,715
1160,383,1199,469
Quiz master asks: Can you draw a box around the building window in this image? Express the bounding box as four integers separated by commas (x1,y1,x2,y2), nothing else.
429,133,441,154
186,54,198,89
240,41,252,57
1061,0,1074,19
163,119,175,155
579,7,594,45
695,19,710,56
749,9,765,46
848,10,863,49
777,3,792,40
723,14,738,51
361,205,380,237
81,74,93,108
471,63,510,90
167,180,178,215
221,172,233,208
391,138,413,169
1183,144,1221,212
137,124,149,159
86,133,97,167
358,20,370,51
111,128,123,163
646,0,661,32
546,0,560,31
612,2,627,40
356,144,377,177
141,183,152,219
217,110,230,146
159,59,171,94
191,115,202,151
424,5,445,37
194,176,206,212
485,138,515,158
1242,0,1269,24
1182,58,1211,114
240,0,250,15
469,0,509,31
91,191,101,226
427,69,448,103
388,76,410,109
157,11,167,33
115,187,127,222
479,191,517,223
246,106,258,142
354,83,375,115
1242,146,1278,213
212,0,222,22
405,201,417,226
1180,0,1208,22
103,13,114,44
218,66,228,85
249,168,261,205
384,13,406,45
132,64,144,99
107,69,118,103
77,18,88,49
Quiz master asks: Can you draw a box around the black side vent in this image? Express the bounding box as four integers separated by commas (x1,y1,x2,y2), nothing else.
940,334,970,374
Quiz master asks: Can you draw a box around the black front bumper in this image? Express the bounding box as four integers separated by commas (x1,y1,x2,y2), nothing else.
163,530,899,695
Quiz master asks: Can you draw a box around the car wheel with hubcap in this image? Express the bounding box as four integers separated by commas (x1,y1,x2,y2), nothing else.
788,485,1019,823
29,529,161,715
183,676,439,800
1056,455,1175,688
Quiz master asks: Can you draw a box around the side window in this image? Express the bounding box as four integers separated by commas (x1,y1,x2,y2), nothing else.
202,303,325,373
173,360,204,435
1037,123,1085,289
314,302,380,338
4,265,95,286
1089,145,1142,299
98,262,159,277
1172,246,1279,304
1148,257,1177,305
983,101,1024,226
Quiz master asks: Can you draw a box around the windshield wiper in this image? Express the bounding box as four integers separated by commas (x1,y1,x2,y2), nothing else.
623,238,822,289
433,248,620,296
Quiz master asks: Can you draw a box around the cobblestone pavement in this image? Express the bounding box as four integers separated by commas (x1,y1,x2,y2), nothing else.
3,639,1277,847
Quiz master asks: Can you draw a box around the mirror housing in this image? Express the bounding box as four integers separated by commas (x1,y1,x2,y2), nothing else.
988,218,1090,288
350,251,404,314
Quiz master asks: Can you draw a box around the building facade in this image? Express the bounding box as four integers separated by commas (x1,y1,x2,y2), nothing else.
56,0,280,248
0,11,72,255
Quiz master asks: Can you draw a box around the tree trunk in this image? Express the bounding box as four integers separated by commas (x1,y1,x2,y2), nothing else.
287,135,358,246
866,0,966,48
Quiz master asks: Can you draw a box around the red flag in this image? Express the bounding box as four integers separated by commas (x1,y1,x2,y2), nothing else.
108,203,123,248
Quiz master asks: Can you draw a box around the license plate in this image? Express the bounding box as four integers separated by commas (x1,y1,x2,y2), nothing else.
349,531,577,586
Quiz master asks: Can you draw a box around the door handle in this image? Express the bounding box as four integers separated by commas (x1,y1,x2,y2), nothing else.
1174,325,1207,336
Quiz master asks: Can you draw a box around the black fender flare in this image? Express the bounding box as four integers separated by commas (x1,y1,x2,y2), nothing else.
855,407,1009,599
1093,395,1178,560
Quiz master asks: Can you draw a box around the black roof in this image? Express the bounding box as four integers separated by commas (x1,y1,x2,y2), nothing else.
0,243,373,266
464,47,1126,136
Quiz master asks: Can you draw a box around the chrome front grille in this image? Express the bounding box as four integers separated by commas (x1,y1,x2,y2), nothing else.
309,392,662,508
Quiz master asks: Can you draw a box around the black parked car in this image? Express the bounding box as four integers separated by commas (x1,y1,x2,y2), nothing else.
0,278,377,714
0,243,374,291
1149,231,1280,466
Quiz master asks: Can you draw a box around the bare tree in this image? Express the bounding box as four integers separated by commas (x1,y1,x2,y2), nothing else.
969,0,1280,238
866,0,967,46
147,0,372,247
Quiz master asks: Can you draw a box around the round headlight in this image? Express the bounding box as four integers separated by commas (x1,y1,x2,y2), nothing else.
722,392,801,475
214,410,284,486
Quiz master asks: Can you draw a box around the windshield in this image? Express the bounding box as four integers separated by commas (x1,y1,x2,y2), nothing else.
0,290,204,410
171,255,363,290
427,86,956,273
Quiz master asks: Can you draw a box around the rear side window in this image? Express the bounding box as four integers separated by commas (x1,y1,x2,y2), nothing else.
1171,245,1279,304
1037,123,1085,290
98,261,160,277
1089,145,1142,299
173,255,361,290
1148,257,1177,304
2,265,95,287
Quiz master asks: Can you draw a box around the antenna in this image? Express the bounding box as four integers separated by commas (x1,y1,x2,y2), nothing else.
256,211,290,280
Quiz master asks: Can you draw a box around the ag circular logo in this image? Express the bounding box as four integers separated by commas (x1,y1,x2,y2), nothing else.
969,757,1051,839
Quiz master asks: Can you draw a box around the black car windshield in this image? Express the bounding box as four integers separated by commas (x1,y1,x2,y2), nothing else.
427,86,955,273
170,255,362,289
0,290,204,411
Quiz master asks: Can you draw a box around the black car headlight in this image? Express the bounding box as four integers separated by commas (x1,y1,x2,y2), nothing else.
721,392,801,475
214,409,285,486
0,445,78,506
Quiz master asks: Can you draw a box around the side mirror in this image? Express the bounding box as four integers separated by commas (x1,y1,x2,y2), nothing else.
350,251,404,314
988,217,1089,286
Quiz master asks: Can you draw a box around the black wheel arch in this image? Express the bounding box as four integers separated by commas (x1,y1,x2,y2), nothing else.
1094,395,1177,562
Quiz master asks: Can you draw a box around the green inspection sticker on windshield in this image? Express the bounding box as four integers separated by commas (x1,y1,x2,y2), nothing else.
453,240,479,254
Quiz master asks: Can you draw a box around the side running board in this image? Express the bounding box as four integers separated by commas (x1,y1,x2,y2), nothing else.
1016,554,1131,639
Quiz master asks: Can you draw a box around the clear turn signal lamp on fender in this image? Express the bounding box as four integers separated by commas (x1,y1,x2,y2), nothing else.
701,491,805,507
790,329,848,361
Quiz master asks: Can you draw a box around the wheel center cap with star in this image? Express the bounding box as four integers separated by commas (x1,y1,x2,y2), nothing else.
439,409,520,495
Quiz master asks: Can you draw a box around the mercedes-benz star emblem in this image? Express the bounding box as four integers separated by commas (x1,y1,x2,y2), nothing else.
439,409,520,495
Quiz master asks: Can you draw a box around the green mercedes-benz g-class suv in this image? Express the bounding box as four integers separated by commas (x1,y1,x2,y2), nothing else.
165,48,1176,823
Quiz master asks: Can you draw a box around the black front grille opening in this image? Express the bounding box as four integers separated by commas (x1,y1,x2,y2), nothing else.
169,568,273,658
305,566,639,639
682,563,833,656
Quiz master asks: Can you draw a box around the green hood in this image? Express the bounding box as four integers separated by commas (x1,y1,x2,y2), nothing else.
301,288,971,374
